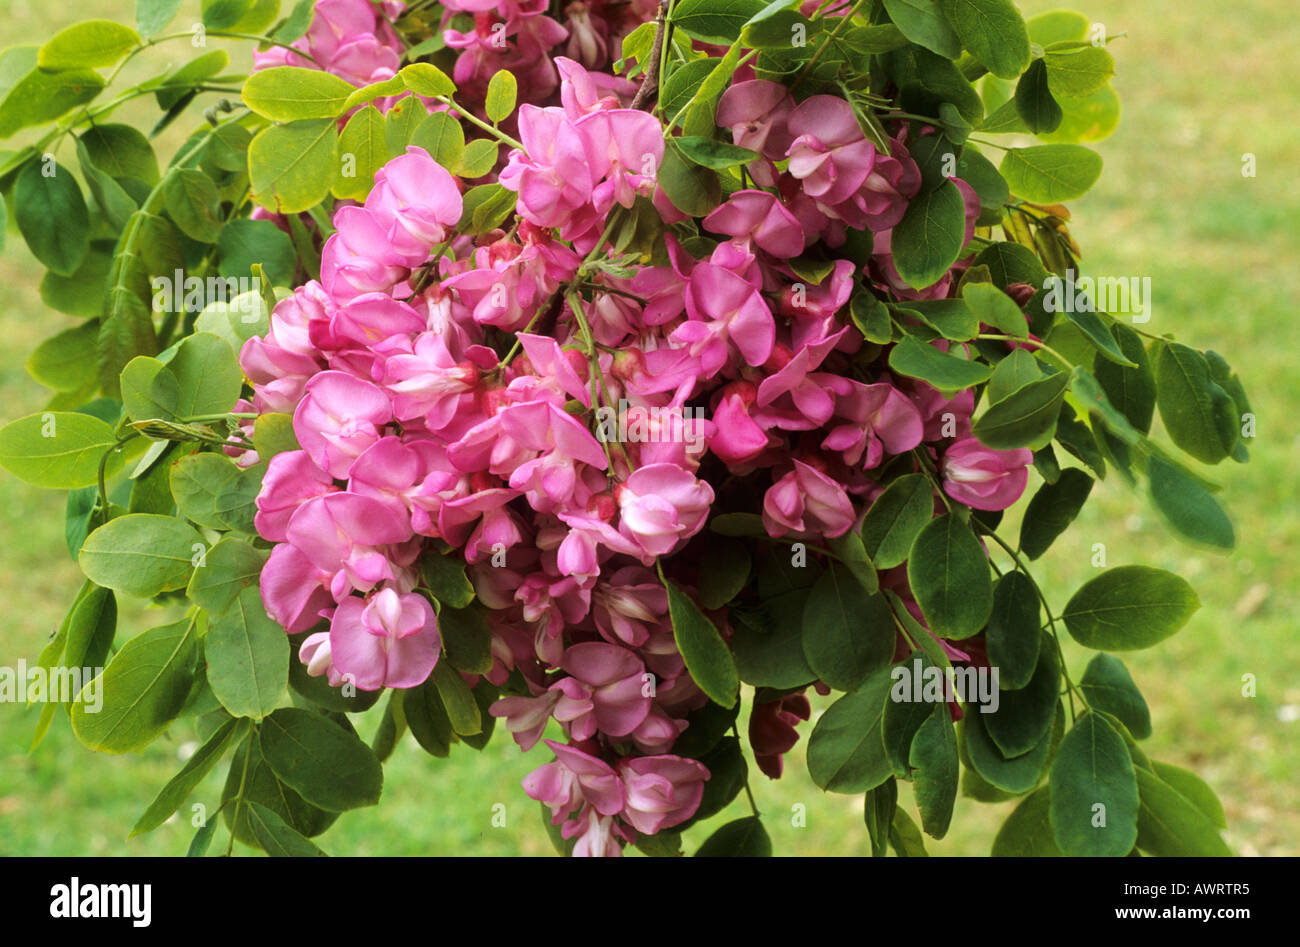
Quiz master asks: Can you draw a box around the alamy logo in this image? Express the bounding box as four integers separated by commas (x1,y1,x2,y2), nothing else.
0,660,102,712
890,657,1001,713
49,878,151,927
1040,268,1152,324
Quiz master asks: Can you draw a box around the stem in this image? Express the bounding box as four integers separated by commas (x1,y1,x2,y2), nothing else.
973,523,1088,715
976,334,1071,370
435,96,524,150
631,0,670,111
731,724,761,817
793,0,869,90
225,727,256,857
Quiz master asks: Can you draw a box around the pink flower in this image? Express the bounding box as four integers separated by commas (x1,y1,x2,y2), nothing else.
561,641,652,738
616,463,714,558
673,262,775,377
524,739,625,821
822,381,925,468
703,190,805,259
940,436,1033,511
490,690,560,751
254,450,338,543
576,107,664,213
261,543,334,634
749,693,811,779
293,370,392,478
617,755,710,835
716,79,794,162
785,95,876,206
285,492,413,600
366,146,464,262
329,587,440,690
762,460,855,539
319,206,409,299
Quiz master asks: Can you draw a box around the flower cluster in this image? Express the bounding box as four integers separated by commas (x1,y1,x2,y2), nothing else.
243,9,1038,855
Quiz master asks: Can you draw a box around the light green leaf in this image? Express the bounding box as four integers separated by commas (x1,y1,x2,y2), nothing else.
1061,565,1200,650
39,20,140,70
207,585,289,719
1000,144,1103,202
242,66,356,121
0,411,123,489
79,513,204,597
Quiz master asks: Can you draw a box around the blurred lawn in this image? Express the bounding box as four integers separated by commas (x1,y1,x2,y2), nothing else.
0,0,1295,856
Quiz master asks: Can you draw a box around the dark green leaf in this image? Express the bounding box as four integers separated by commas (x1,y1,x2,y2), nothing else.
1049,712,1138,856
1080,653,1151,740
806,667,893,793
985,571,1041,688
1062,565,1200,650
663,573,739,708
258,707,384,811
906,514,993,639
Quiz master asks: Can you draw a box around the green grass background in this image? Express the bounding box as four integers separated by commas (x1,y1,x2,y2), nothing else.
0,0,1295,856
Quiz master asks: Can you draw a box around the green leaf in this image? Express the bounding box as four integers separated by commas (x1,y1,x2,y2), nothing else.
658,140,721,217
1044,44,1114,98
985,348,1042,404
889,806,930,856
156,50,231,111
218,219,297,287
76,139,137,230
456,138,499,179
410,112,465,172
0,64,106,137
420,554,476,610
272,0,315,43
992,786,1065,855
246,801,328,856
1134,767,1232,855
249,118,339,214
909,704,958,838
39,20,140,70
242,66,356,121
891,179,967,290
438,603,492,674
1019,466,1093,559
402,677,452,757
696,537,751,609
985,570,1041,689
962,281,1028,337
941,0,1031,78
1049,712,1138,856
70,616,199,753
170,452,243,529
39,243,113,317
431,659,481,736
340,75,406,113
663,574,739,708
1059,307,1136,369
672,0,766,44
965,702,1054,793
972,369,1068,450
1146,454,1234,550
485,69,518,124
137,0,183,36
694,816,772,856
79,513,204,597
984,642,1059,755
674,136,760,170
14,160,89,277
1080,653,1151,740
221,736,339,844
161,168,222,243
801,566,895,692
187,536,266,615
131,717,242,836
333,104,388,201
1039,83,1121,144
457,182,515,235
399,62,456,98
806,667,893,793
1062,565,1200,651
0,411,123,489
27,321,102,392
907,298,979,341
253,413,298,461
62,583,117,676
170,332,243,418
1150,761,1226,829
121,356,179,421
1014,59,1061,134
850,293,893,343
956,147,1009,213
1093,323,1155,436
202,0,254,30
864,778,898,857
999,144,1102,202
888,335,992,395
1154,342,1236,464
731,597,817,689
186,817,219,857
207,585,289,719
973,240,1048,289
906,514,993,639
882,0,961,59
258,707,384,812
